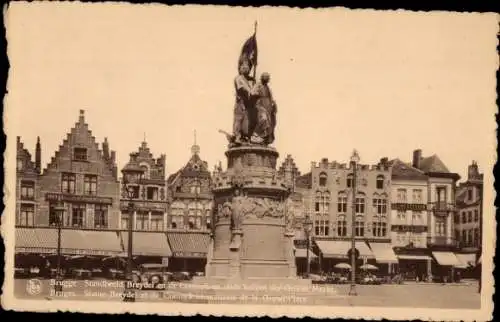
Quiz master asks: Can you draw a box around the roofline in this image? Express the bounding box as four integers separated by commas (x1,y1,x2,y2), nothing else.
426,172,461,180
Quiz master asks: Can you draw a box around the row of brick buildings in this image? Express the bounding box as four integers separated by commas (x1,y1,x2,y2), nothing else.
15,110,483,277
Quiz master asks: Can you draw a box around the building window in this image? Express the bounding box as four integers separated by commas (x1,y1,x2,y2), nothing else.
412,211,422,222
49,203,63,226
468,211,472,223
17,159,24,171
376,175,384,189
121,215,130,230
84,175,98,195
337,195,347,213
61,173,76,194
454,213,460,224
467,229,473,247
147,187,159,200
337,216,347,237
397,189,407,203
467,189,473,201
136,212,149,230
436,186,447,204
20,181,35,200
412,189,423,203
461,211,467,223
474,209,479,222
126,185,140,199
373,198,387,214
140,165,150,179
150,212,164,231
170,215,184,229
355,197,365,214
18,204,35,226
73,147,88,161
94,205,108,228
373,219,387,237
71,204,86,228
397,210,406,221
206,216,212,230
347,174,353,188
319,172,327,187
314,220,329,236
474,228,480,247
435,217,446,237
355,219,364,237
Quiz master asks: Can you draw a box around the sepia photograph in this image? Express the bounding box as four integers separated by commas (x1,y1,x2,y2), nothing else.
1,2,497,320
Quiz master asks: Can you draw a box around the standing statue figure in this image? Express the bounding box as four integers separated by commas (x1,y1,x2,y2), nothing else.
252,72,277,145
232,58,257,145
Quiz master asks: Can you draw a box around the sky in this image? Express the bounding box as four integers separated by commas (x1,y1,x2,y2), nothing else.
5,3,499,182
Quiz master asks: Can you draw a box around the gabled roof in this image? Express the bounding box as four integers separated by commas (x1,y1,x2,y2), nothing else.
167,151,211,187
419,154,450,173
17,137,38,175
388,158,427,181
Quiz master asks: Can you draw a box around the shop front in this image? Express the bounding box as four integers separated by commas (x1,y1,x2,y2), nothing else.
368,242,398,275
15,227,124,279
167,232,210,275
315,239,374,274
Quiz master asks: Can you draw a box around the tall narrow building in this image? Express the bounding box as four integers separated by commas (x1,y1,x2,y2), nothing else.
166,134,212,273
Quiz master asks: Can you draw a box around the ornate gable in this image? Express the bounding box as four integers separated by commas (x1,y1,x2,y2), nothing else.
42,110,117,179
16,136,37,176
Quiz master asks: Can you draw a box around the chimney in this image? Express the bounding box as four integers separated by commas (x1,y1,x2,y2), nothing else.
468,160,479,180
35,136,41,174
412,149,422,169
110,151,116,164
79,109,85,123
102,137,110,160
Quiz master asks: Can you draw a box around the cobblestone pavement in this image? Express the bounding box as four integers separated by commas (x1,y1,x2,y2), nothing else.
13,278,480,309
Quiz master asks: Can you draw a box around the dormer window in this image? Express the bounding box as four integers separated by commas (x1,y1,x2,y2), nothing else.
319,172,327,187
376,175,384,189
347,174,353,188
17,159,24,171
73,147,88,161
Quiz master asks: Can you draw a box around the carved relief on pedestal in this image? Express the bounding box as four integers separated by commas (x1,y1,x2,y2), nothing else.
284,197,295,234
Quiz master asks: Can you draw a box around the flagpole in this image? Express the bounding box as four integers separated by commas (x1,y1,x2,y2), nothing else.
253,20,258,81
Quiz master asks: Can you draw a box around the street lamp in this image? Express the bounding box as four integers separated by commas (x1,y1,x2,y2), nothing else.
54,201,65,293
121,157,145,302
349,149,360,296
303,214,313,278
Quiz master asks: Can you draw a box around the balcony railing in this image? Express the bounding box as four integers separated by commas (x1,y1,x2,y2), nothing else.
430,202,455,212
426,236,459,247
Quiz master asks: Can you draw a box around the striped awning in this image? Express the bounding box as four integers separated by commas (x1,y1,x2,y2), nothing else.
62,230,122,256
121,232,172,257
455,253,477,268
167,232,210,258
316,240,374,259
15,228,55,254
432,251,462,267
369,242,398,264
15,228,123,256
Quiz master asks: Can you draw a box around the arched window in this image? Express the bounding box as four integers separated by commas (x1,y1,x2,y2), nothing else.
140,163,150,179
347,174,353,188
319,172,327,187
376,175,384,189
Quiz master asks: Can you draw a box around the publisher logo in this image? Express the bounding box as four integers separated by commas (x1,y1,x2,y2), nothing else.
26,278,42,295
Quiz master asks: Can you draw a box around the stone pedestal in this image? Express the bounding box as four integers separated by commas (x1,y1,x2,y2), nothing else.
205,145,299,281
